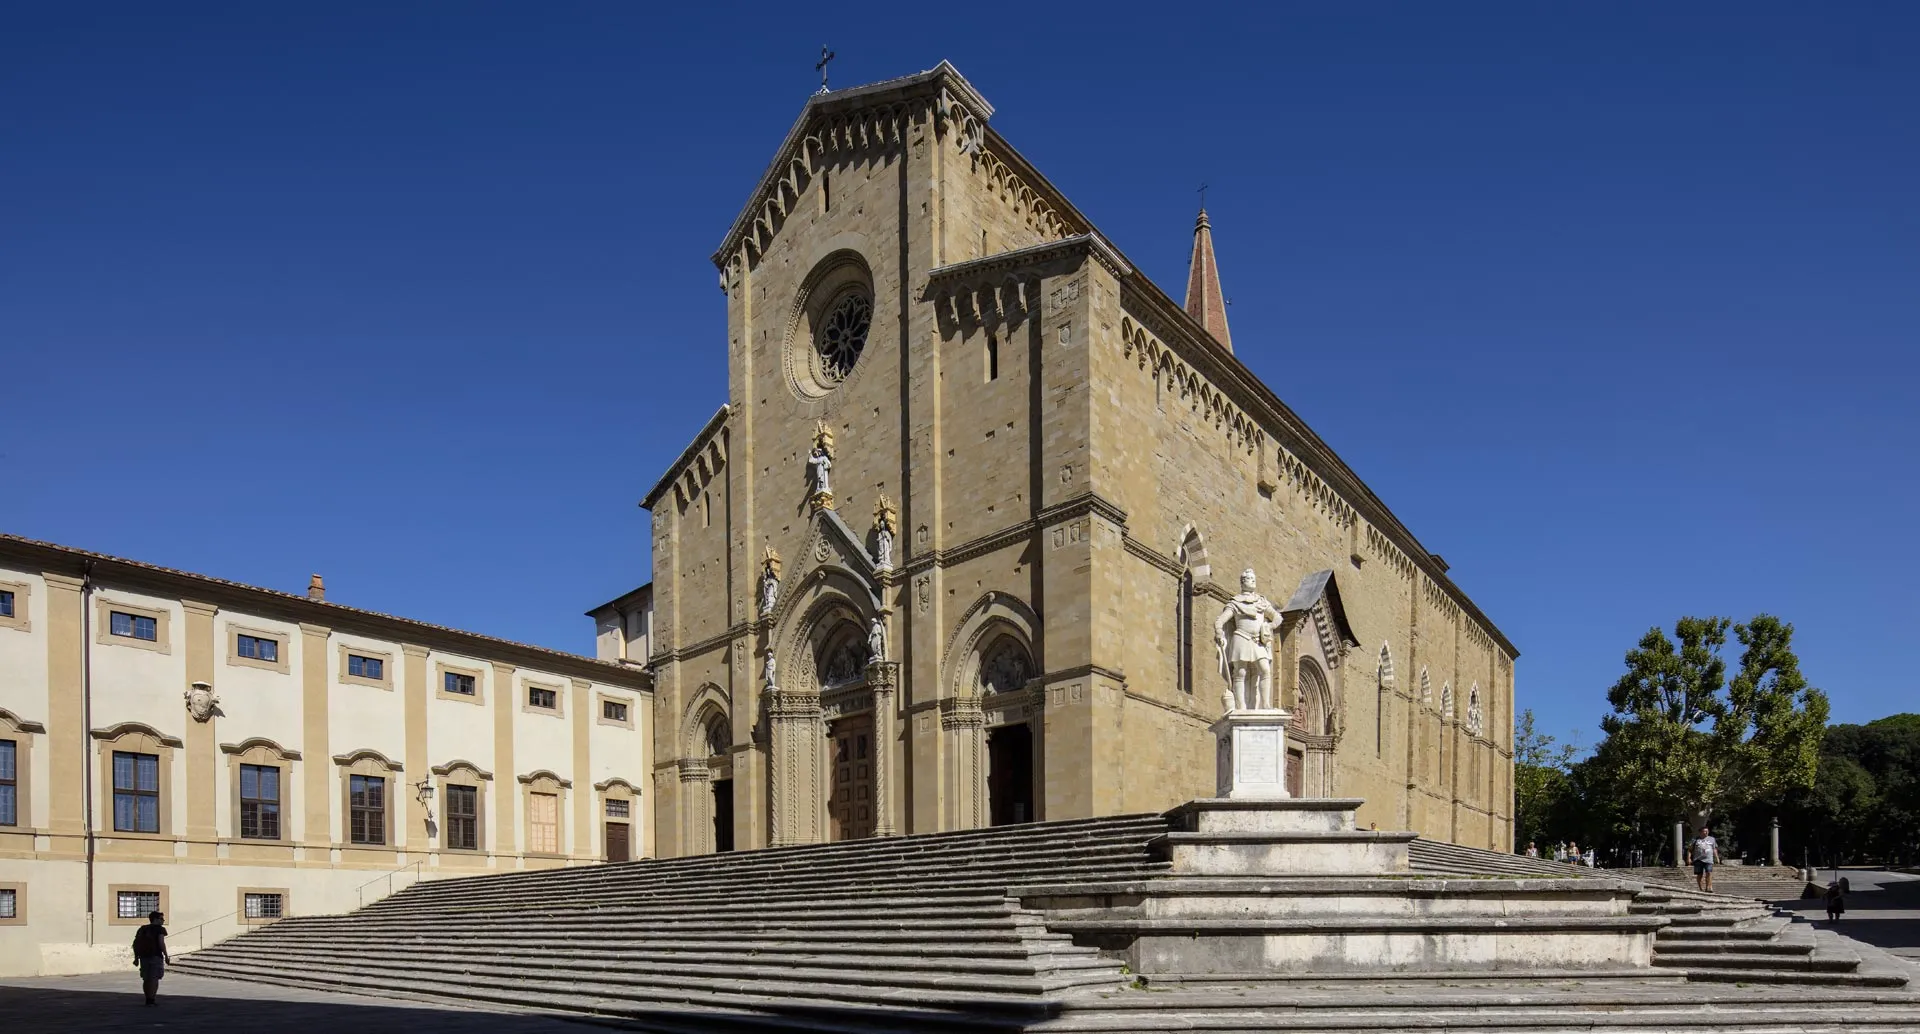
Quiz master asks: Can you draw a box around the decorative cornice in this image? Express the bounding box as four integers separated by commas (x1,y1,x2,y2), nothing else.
219,738,301,760
925,233,1130,288
1033,662,1127,687
516,770,573,788
331,749,402,771
0,708,46,735
89,723,184,748
429,759,494,780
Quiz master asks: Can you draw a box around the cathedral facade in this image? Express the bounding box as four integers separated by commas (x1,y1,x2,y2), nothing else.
638,63,1516,858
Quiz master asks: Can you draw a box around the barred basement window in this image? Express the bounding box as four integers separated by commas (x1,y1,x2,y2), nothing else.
239,764,281,839
243,892,283,919
0,888,14,919
117,890,159,919
604,798,629,819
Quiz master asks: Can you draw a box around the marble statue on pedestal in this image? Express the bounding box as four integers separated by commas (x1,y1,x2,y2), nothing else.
759,546,782,617
1213,568,1283,712
867,616,887,664
871,494,897,570
762,652,778,692
806,421,835,510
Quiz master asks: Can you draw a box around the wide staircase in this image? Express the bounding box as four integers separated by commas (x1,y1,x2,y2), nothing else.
174,813,1172,1032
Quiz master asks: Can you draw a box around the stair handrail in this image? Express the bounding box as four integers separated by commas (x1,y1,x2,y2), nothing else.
356,859,426,908
173,908,267,951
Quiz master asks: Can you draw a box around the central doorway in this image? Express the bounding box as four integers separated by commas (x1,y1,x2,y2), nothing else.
829,714,874,841
987,723,1034,826
712,778,734,852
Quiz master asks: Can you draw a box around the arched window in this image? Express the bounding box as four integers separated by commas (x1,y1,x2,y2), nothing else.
1175,528,1207,696
978,636,1033,696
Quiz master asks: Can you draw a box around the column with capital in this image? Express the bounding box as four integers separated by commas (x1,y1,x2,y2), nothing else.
867,660,899,837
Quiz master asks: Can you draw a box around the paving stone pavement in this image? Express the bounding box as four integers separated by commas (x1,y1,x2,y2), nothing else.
1777,868,1920,965
0,972,608,1033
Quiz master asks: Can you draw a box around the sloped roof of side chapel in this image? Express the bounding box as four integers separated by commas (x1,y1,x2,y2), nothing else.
703,62,1517,658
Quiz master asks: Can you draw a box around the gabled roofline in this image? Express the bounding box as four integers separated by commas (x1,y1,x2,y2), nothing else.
640,405,731,511
711,60,992,270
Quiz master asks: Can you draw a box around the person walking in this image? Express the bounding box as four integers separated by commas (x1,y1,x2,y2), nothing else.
1824,878,1847,922
1689,826,1720,893
131,910,169,1006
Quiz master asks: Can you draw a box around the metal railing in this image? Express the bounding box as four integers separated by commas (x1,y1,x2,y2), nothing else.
356,859,426,908
173,908,274,951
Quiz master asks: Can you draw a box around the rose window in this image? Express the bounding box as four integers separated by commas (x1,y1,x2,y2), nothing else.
814,291,871,383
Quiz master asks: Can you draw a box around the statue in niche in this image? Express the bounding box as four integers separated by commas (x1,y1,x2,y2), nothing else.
1213,568,1284,712
867,617,887,664
759,546,783,616
806,420,835,510
183,681,219,723
762,651,778,692
871,494,897,570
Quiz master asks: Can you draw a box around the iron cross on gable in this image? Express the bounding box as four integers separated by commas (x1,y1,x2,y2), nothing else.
816,46,836,93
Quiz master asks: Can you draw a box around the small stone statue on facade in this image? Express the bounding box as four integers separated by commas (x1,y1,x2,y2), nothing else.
762,651,778,692
872,494,897,570
759,546,783,616
806,420,835,510
867,616,887,664
1213,568,1284,712
184,680,219,723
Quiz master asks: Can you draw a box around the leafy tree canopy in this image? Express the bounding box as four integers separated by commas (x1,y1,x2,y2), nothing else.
1595,614,1828,827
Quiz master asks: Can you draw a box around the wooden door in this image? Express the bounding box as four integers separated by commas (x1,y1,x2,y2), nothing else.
604,821,630,862
829,716,875,841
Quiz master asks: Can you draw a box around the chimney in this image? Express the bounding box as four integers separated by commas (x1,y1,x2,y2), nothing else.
1184,207,1232,351
307,574,326,601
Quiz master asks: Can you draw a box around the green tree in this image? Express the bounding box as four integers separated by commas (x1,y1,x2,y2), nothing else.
1595,614,1828,831
1513,708,1578,851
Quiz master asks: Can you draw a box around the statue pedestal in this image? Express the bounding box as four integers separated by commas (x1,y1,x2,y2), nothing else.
1210,709,1291,800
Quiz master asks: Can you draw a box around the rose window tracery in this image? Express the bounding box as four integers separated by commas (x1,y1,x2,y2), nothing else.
814,291,871,383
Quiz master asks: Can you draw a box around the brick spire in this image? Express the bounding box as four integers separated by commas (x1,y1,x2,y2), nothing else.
1184,208,1232,351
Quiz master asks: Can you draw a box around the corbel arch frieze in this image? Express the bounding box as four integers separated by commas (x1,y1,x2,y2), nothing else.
940,591,1040,701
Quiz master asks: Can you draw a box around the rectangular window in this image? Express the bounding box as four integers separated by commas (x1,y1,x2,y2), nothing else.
602,700,628,723
117,890,160,919
444,672,475,696
528,792,559,854
0,888,14,919
347,654,383,680
348,775,385,845
0,590,12,618
604,798,629,819
110,611,158,642
0,740,15,826
243,892,283,919
986,334,999,381
527,687,557,710
239,763,281,839
236,634,278,662
112,751,160,833
445,784,477,850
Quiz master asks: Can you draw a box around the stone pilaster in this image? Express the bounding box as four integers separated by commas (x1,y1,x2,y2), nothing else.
767,690,823,847
941,695,985,830
866,661,899,837
676,757,713,856
180,599,219,859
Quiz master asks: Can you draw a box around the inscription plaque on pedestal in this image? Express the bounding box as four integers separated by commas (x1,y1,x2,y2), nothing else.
1209,709,1291,799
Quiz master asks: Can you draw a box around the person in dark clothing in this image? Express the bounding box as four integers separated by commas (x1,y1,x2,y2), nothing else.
131,911,169,1005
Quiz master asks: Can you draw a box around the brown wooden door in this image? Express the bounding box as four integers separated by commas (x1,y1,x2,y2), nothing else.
829,716,875,841
604,821,630,862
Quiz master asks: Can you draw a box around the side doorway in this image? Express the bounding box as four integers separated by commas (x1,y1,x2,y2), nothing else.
987,723,1034,826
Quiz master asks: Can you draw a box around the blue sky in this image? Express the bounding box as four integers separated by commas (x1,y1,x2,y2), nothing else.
3,3,1914,747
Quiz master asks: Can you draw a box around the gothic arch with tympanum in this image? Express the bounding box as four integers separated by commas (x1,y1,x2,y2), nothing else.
1289,657,1338,798
940,591,1042,830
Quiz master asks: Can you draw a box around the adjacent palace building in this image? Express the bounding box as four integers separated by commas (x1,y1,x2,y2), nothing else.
1,62,1516,976
0,535,652,976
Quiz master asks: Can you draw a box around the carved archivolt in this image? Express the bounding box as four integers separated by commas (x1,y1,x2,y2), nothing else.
1176,525,1211,583
679,684,730,760
941,592,1040,700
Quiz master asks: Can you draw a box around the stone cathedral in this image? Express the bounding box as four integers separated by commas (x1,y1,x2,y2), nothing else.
627,62,1517,859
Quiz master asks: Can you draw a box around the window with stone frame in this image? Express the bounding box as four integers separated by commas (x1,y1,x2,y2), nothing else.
528,791,559,854
348,774,386,845
527,686,558,711
243,892,283,919
601,699,628,723
238,763,281,839
117,890,159,919
604,798,629,819
0,888,15,919
0,740,15,826
445,784,478,850
112,751,160,833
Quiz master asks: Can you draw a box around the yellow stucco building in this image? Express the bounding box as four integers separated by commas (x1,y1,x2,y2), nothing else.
637,63,1518,859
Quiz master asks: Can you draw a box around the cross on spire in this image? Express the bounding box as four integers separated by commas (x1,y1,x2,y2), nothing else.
1197,182,1209,211
815,46,836,93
